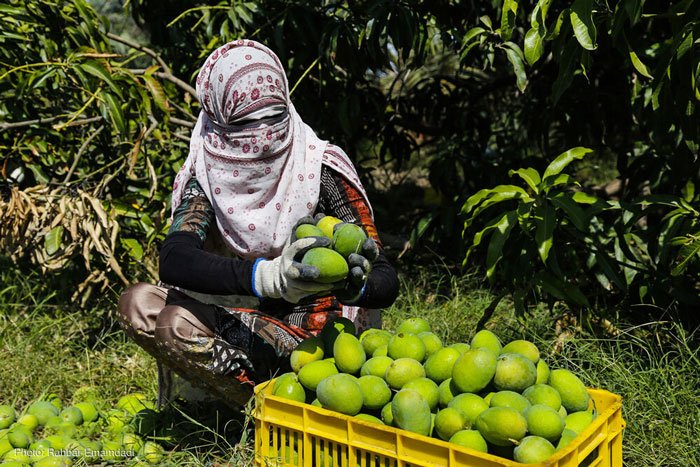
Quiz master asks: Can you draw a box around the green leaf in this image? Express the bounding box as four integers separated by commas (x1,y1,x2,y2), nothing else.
500,0,519,40
550,192,588,231
570,0,597,50
143,75,169,112
463,27,486,44
103,91,126,134
629,48,652,79
509,167,541,193
543,147,592,179
541,173,575,191
466,185,533,226
672,237,700,276
571,191,599,204
594,250,627,290
530,0,553,29
121,238,144,262
548,9,568,40
524,27,545,65
535,271,589,307
465,210,515,263
409,213,435,247
552,38,580,103
503,42,528,91
79,60,123,99
462,185,530,215
44,226,64,256
485,210,518,281
535,202,555,263
462,188,497,215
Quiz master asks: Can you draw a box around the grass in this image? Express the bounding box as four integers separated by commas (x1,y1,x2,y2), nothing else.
1,263,699,466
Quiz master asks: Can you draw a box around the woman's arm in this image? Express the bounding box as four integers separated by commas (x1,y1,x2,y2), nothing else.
159,178,256,295
317,166,400,309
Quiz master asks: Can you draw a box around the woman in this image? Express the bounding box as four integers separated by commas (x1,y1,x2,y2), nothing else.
118,39,399,408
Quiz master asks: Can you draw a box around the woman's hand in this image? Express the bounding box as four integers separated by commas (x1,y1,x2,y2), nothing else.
333,241,378,305
252,236,333,303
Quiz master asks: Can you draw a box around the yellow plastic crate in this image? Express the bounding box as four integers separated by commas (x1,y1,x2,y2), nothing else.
253,380,624,467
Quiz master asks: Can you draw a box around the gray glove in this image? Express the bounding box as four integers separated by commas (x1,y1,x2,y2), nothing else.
252,236,333,303
333,249,375,304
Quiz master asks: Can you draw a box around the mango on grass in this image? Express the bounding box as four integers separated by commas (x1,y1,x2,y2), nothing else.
59,406,83,425
290,336,325,373
392,389,432,436
116,393,152,415
449,342,471,354
73,401,98,423
27,401,59,426
301,247,349,284
0,406,15,430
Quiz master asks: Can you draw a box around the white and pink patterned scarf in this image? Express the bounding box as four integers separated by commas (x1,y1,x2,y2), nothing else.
172,39,369,261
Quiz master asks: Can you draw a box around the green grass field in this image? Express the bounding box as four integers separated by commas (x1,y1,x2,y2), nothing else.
1,266,698,466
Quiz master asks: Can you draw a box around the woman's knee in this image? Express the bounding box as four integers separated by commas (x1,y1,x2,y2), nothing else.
117,282,165,335
153,304,215,352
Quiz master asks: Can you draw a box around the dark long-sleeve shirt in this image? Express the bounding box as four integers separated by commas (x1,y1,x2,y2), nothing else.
159,164,399,311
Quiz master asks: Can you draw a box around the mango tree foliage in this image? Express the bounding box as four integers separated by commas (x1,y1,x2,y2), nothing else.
0,0,196,301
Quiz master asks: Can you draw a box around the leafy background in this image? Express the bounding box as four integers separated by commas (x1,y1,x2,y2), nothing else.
1,0,698,320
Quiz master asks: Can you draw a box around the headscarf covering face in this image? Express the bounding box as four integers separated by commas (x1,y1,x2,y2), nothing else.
172,40,367,261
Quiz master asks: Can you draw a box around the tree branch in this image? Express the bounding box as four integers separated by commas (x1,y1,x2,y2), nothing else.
0,116,102,131
63,125,105,184
170,117,196,128
128,69,197,100
106,32,171,75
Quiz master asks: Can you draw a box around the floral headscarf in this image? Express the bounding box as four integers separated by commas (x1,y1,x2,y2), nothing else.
171,39,368,261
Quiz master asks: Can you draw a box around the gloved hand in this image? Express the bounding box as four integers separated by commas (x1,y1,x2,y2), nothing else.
252,236,333,303
291,215,317,241
333,250,374,305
